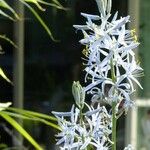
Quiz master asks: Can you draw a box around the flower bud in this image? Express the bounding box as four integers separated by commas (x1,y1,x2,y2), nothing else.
72,81,85,109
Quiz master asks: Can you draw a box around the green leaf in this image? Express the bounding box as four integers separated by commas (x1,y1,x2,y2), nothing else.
24,0,66,10
0,0,19,20
1,111,33,120
25,0,45,11
0,112,43,150
0,35,18,48
35,0,67,10
0,68,13,84
0,9,14,20
52,0,63,6
2,110,61,130
7,107,57,121
19,0,57,41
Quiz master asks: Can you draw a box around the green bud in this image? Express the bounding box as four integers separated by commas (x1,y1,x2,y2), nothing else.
107,0,112,14
95,0,106,17
72,81,85,109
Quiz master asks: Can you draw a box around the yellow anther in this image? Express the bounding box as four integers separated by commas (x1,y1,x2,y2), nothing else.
82,48,89,57
131,29,136,34
134,35,138,42
130,29,138,42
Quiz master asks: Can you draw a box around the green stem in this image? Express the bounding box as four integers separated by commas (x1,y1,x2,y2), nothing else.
79,108,85,143
110,59,116,82
112,102,117,150
79,108,84,127
110,59,117,150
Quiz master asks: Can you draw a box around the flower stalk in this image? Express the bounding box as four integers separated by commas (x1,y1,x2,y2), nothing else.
52,0,143,149
112,102,117,150
110,58,117,150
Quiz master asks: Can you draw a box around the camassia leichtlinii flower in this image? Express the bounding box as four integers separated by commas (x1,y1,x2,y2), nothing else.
52,0,143,149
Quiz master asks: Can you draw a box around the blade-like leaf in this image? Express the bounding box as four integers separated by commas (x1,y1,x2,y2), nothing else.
2,110,61,130
0,0,19,20
0,9,14,20
0,35,18,48
36,0,67,10
0,112,43,150
25,0,45,11
7,107,57,121
51,0,63,6
0,68,13,84
19,0,56,41
1,111,33,120
25,0,65,10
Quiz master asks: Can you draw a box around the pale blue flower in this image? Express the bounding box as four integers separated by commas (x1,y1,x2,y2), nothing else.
52,104,111,150
74,3,143,111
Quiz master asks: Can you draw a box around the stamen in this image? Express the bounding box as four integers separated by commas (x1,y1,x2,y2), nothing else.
82,47,90,57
